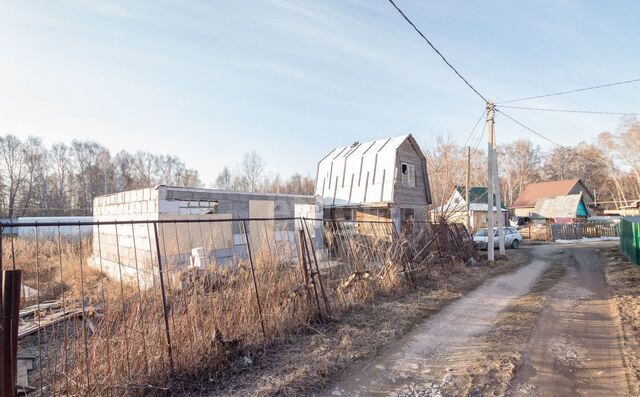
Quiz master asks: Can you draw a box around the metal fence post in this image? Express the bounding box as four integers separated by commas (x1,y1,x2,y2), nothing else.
1,269,22,397
242,220,267,339
153,223,175,376
302,219,331,319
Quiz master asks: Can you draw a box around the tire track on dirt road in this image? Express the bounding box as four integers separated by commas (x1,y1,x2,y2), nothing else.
320,246,559,397
508,243,633,396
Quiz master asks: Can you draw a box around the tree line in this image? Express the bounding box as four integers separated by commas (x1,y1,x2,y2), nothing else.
213,150,315,196
426,118,640,210
3,118,637,218
0,135,203,218
0,136,315,219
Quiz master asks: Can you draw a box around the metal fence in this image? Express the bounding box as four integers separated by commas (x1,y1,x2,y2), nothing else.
620,217,640,265
0,217,474,396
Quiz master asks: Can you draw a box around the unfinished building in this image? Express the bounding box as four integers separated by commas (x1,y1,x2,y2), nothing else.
91,185,321,286
315,134,432,231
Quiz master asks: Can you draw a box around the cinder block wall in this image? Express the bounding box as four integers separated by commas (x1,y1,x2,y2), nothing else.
92,186,323,287
92,188,160,287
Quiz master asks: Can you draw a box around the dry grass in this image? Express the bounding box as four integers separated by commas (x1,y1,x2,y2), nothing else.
4,237,110,304
603,247,640,393
7,221,477,396
207,249,532,397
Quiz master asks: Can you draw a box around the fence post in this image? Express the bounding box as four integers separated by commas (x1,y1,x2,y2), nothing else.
152,223,175,376
302,219,331,319
242,220,267,339
1,269,22,397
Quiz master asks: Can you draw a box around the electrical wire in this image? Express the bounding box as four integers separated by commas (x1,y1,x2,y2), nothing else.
473,115,488,152
463,109,487,148
498,105,639,116
387,0,488,103
496,109,568,149
498,77,640,104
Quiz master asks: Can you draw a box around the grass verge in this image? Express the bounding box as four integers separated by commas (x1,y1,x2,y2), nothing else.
603,247,640,395
200,249,532,396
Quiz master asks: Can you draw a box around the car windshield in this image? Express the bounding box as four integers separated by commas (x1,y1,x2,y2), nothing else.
475,229,488,237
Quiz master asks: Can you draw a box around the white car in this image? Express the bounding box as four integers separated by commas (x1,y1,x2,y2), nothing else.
473,227,522,250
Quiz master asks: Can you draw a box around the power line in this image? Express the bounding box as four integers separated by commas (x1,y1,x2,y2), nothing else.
499,105,640,116
387,0,488,103
473,115,487,152
498,77,640,104
463,109,486,148
496,110,568,149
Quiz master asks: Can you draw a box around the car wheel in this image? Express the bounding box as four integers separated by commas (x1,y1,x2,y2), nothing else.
511,239,520,249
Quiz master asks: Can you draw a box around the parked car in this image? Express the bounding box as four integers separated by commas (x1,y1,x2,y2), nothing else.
473,227,522,250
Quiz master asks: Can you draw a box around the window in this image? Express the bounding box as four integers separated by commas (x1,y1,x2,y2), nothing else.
401,162,416,188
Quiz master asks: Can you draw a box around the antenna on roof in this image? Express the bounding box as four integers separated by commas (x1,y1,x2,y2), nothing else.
351,141,359,147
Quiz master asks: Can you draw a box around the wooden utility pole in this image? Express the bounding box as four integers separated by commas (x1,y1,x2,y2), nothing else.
466,146,471,230
487,103,495,261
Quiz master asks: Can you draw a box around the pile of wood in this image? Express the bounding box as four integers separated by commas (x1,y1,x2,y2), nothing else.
18,300,84,339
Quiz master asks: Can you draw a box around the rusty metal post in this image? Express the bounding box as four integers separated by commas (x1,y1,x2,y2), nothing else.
1,269,22,397
299,228,324,323
243,220,267,339
302,219,331,319
297,229,314,311
153,223,175,375
298,229,310,287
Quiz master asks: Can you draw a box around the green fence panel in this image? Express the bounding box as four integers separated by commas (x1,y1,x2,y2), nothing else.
620,216,640,265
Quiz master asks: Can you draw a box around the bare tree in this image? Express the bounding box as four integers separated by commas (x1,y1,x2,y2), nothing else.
0,135,27,218
49,143,72,211
424,135,487,208
214,166,233,190
114,151,137,191
20,137,47,216
239,150,265,192
133,151,157,186
498,139,542,206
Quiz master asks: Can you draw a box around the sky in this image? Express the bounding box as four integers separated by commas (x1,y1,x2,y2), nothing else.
1,0,639,185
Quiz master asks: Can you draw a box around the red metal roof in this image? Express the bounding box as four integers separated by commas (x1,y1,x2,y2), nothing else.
512,179,581,208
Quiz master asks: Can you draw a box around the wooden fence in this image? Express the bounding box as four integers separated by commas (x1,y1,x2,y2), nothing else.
520,224,552,241
550,221,620,241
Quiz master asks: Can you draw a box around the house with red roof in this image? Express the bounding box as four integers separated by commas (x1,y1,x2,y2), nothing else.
511,179,594,219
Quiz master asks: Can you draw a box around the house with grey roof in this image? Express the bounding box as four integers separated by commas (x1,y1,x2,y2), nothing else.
531,193,589,223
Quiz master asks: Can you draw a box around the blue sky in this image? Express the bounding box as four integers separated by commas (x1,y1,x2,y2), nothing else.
1,0,639,184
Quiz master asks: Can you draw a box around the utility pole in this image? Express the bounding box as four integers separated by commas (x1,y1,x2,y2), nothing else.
466,146,471,231
493,134,506,255
487,103,495,261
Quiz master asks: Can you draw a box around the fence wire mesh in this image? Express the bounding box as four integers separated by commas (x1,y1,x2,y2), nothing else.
0,217,474,395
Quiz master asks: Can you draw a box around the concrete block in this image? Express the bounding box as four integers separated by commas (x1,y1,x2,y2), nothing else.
159,200,180,214
157,187,167,200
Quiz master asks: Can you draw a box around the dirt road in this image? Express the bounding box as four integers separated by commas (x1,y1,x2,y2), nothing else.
508,243,631,396
321,242,633,397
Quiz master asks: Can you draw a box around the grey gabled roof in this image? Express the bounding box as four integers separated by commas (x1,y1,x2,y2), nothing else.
315,135,423,207
531,194,584,219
